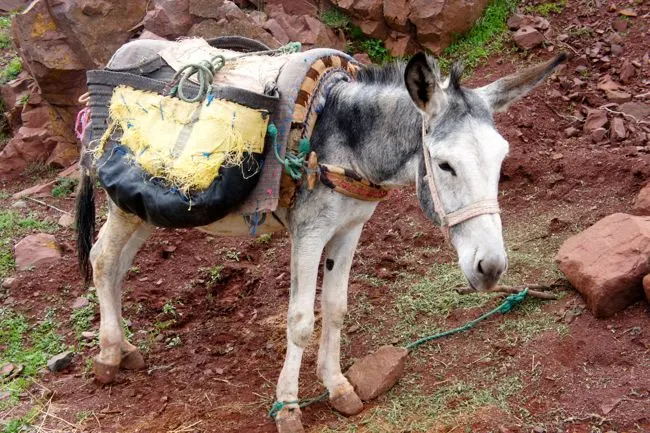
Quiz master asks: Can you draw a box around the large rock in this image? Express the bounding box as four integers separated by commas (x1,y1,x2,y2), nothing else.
408,0,490,54
262,11,345,51
618,102,650,121
643,274,650,302
264,0,318,17
188,1,280,48
14,233,62,270
583,109,608,133
346,345,408,401
144,0,192,39
383,0,410,32
385,30,418,56
512,26,545,49
632,183,650,215
0,0,28,12
556,213,650,318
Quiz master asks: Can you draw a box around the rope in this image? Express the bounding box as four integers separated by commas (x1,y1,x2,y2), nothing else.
169,42,302,103
268,124,310,180
268,289,530,418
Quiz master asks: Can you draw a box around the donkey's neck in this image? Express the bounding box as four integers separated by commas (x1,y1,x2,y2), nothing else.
311,81,422,186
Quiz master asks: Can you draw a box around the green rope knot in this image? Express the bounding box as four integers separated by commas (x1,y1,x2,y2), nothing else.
269,124,310,180
497,288,528,313
268,392,329,419
169,54,226,103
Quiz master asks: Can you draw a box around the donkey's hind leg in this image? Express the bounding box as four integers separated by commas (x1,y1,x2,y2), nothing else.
91,204,153,383
317,224,364,416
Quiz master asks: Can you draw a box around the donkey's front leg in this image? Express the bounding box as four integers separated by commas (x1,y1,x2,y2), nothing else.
275,233,328,433
91,205,152,383
317,224,364,416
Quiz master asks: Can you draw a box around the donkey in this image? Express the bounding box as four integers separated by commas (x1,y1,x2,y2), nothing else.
76,51,566,432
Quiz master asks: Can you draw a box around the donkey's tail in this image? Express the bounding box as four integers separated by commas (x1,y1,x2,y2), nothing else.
76,170,95,284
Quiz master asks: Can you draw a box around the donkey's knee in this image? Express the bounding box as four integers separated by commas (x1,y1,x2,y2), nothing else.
323,301,347,328
287,310,315,348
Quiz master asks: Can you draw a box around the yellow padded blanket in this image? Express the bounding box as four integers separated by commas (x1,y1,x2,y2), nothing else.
104,86,269,191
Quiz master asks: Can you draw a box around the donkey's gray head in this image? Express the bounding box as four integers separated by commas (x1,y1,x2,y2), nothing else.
404,53,567,291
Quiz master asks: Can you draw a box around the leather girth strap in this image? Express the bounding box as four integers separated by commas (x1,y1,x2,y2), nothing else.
319,164,390,202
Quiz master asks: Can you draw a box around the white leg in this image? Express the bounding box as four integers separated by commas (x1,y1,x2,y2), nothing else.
91,205,151,383
317,224,364,415
275,232,329,432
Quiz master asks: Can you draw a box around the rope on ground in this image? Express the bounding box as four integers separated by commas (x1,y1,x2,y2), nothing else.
269,288,531,418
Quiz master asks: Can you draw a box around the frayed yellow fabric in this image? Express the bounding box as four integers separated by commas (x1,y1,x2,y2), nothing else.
105,86,268,192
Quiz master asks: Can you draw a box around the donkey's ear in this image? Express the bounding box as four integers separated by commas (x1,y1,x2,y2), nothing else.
476,53,568,112
405,52,443,118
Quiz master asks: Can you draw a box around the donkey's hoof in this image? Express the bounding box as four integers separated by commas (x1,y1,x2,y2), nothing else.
120,349,145,370
94,357,119,384
275,408,304,433
330,390,363,416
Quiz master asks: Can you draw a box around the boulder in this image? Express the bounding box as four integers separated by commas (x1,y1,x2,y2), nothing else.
188,1,280,48
14,233,62,270
264,0,318,17
632,183,650,215
619,60,635,83
346,345,408,401
408,0,490,54
618,102,650,121
144,0,192,39
331,0,384,21
383,0,410,32
610,117,626,141
556,213,650,318
384,30,418,56
644,274,650,302
605,90,632,103
512,26,545,50
262,11,345,51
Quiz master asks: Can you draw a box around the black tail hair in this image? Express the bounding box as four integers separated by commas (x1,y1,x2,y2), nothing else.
76,171,95,284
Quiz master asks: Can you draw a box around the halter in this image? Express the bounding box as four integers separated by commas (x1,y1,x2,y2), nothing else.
421,120,501,242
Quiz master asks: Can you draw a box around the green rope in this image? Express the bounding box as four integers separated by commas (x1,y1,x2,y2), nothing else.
169,42,302,103
405,288,528,350
268,391,329,419
268,289,530,418
268,123,310,180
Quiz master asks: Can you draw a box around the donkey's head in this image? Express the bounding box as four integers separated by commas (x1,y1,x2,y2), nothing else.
404,53,566,291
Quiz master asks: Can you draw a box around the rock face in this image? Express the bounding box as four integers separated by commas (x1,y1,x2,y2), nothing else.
644,274,650,302
632,183,650,215
264,8,345,51
346,345,408,401
14,233,62,270
556,213,650,318
0,0,28,12
144,0,192,39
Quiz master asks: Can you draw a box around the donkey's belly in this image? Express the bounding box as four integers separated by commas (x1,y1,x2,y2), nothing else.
197,212,285,237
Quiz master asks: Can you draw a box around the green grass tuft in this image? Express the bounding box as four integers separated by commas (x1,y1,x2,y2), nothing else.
0,57,22,84
51,177,79,198
320,8,351,31
0,308,68,408
440,0,520,71
525,0,566,16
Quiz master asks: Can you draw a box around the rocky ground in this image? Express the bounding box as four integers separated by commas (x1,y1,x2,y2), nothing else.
1,0,650,432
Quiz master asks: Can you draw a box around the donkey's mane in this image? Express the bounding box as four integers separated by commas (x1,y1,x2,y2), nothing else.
356,57,464,90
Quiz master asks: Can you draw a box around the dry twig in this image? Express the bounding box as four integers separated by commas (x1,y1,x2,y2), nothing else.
23,196,70,215
456,284,560,300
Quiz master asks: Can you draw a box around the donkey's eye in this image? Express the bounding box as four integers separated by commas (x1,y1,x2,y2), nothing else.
438,162,456,176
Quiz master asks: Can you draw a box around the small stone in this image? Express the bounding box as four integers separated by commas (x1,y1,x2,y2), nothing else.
58,213,74,228
14,233,62,270
551,153,564,160
513,26,545,50
155,279,163,286
584,109,608,133
591,128,608,143
619,60,635,83
564,127,579,138
347,324,361,333
47,351,74,372
610,44,623,56
1,363,16,378
346,345,408,401
72,296,89,309
617,8,637,17
606,90,632,103
11,200,27,208
610,118,626,141
597,75,622,92
1,277,18,290
81,331,95,341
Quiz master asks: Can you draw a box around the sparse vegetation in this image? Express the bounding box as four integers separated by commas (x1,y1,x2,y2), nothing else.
70,291,97,340
525,0,566,16
440,0,520,70
320,8,351,31
51,177,79,198
0,56,22,84
0,308,68,408
256,233,272,244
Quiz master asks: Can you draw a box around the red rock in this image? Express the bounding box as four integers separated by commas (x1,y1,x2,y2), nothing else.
610,117,626,141
596,75,622,92
262,12,344,50
383,0,410,32
72,296,89,309
346,345,408,401
408,0,490,53
58,213,75,228
384,31,418,57
14,233,62,271
591,128,608,143
265,0,318,17
643,274,650,301
612,17,627,32
138,30,166,41
617,8,637,17
144,0,192,39
263,18,290,44
606,90,632,103
331,0,383,21
512,26,545,50
556,213,650,318
619,60,635,83
564,126,579,138
353,53,372,65
583,109,608,133
0,0,27,12
1,277,19,290
632,183,650,215
618,102,650,121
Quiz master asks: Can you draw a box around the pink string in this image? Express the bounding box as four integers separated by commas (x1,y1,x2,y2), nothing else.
75,107,91,142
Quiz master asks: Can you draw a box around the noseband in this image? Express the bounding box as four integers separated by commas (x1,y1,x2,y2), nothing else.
421,122,501,241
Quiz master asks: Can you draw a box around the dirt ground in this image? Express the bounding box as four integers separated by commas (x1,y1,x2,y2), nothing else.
1,0,649,432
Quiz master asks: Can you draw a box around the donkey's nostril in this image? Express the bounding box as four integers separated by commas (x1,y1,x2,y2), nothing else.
477,260,485,275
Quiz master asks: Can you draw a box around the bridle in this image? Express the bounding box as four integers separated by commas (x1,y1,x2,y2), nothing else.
420,120,501,242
